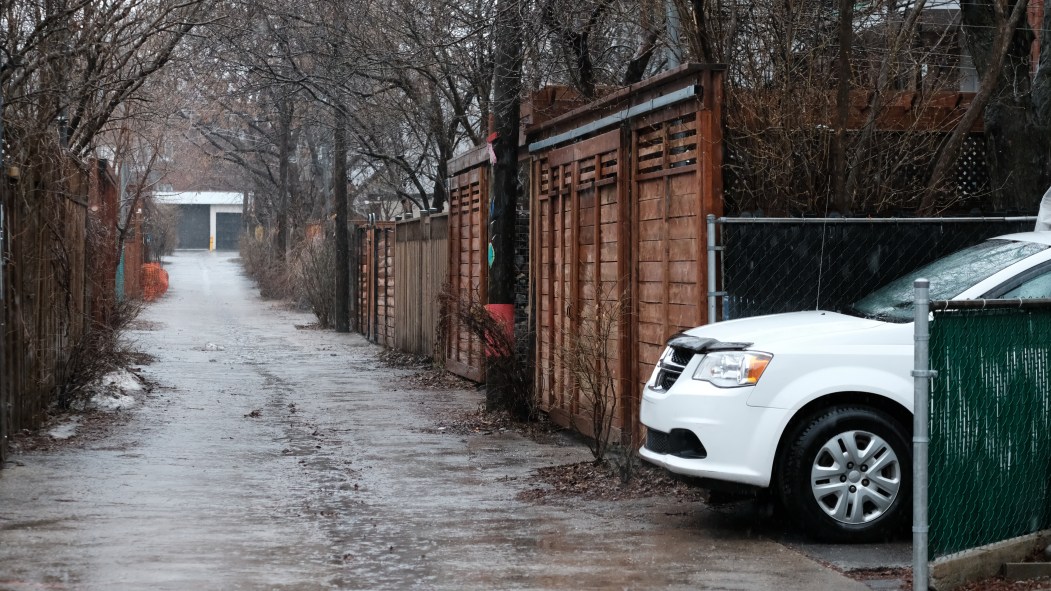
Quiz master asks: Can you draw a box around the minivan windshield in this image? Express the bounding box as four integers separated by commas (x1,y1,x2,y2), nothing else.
849,239,1048,323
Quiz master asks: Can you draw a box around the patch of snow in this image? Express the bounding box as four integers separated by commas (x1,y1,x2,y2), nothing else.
100,368,144,393
90,392,137,411
47,419,79,440
73,368,145,412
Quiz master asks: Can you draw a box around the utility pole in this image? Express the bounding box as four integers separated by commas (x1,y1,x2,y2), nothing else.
334,105,349,333
486,0,524,410
665,0,682,68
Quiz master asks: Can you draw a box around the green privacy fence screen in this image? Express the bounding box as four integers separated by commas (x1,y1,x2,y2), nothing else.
116,251,126,302
928,307,1051,557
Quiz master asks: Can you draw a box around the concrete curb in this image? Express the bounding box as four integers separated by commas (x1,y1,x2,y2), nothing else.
931,530,1051,590
1004,561,1051,580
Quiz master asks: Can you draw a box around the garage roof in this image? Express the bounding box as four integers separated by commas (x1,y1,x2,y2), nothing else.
154,191,244,206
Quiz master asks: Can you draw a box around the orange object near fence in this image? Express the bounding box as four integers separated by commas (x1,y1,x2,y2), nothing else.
142,263,169,301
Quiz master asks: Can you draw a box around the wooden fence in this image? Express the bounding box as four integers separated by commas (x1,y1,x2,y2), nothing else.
528,64,725,439
89,160,120,327
444,147,490,382
393,215,448,357
0,158,138,466
350,216,450,359
120,208,146,300
352,222,395,347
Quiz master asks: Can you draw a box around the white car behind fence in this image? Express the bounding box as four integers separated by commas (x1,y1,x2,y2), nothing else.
640,232,1051,542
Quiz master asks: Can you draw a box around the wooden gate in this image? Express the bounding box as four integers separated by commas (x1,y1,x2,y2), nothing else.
533,130,631,434
394,214,448,357
529,64,725,439
445,147,489,382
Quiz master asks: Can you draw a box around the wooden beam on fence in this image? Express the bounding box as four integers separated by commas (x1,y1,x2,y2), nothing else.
619,122,637,445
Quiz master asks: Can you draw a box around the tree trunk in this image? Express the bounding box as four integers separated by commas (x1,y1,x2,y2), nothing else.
623,30,659,84
922,0,1038,212
1033,2,1051,123
276,98,292,261
486,0,523,412
983,102,1051,211
433,143,449,213
689,0,714,63
334,105,350,333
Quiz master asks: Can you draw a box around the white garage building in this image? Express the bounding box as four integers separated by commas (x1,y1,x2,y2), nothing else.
155,191,245,251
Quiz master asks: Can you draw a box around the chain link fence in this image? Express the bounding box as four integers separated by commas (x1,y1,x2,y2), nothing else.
927,305,1051,558
716,217,1035,320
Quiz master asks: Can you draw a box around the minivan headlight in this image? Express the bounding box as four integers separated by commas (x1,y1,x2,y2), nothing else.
692,351,772,387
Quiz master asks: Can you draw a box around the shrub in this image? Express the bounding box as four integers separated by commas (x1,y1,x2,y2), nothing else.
142,199,180,260
290,236,336,328
558,293,629,466
58,298,145,409
239,233,291,299
438,289,535,421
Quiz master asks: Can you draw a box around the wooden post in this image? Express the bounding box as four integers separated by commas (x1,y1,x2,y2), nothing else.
618,123,636,444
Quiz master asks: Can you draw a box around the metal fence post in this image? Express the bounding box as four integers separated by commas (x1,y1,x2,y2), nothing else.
707,214,718,324
912,278,934,591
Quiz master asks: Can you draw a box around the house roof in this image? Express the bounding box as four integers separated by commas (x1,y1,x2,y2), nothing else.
154,191,244,205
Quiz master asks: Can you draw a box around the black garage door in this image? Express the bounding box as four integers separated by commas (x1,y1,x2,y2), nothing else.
177,205,210,249
215,213,242,251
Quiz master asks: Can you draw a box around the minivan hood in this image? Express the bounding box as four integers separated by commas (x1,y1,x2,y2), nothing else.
681,311,899,350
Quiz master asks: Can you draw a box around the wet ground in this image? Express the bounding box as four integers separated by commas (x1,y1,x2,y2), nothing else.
0,251,909,590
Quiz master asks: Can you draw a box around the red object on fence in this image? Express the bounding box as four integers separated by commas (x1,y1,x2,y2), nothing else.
484,303,515,356
142,263,169,301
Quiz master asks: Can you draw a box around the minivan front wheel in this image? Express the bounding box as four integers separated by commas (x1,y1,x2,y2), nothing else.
779,406,911,542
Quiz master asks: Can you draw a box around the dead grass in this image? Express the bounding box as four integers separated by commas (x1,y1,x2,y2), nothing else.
421,405,564,439
516,460,707,503
7,407,134,456
381,350,480,391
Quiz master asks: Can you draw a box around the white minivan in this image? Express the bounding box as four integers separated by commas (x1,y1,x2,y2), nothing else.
640,232,1051,542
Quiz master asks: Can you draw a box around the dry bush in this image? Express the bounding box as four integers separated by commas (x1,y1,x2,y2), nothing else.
438,289,535,421
556,289,639,481
142,198,180,260
290,236,336,328
58,298,146,409
725,109,957,215
239,233,292,299
716,0,981,215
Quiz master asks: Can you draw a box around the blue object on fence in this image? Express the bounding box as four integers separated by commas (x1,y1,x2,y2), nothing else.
115,252,125,302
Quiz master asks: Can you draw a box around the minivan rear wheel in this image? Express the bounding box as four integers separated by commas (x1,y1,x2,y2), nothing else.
779,406,911,543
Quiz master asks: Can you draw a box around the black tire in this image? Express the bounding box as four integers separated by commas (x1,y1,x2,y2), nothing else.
778,406,911,543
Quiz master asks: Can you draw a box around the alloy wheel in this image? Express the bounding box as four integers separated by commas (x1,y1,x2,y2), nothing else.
809,429,902,525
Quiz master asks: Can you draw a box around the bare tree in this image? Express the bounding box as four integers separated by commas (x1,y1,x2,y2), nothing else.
2,0,212,158
921,0,1047,212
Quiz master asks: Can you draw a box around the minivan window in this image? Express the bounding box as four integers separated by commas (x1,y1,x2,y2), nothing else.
849,239,1048,322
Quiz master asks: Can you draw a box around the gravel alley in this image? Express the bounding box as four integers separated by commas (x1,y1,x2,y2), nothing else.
0,251,897,591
